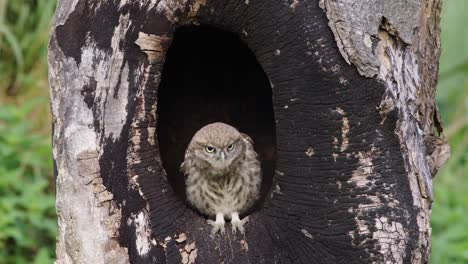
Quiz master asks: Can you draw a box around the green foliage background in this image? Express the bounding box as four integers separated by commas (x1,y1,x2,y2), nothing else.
430,1,468,263
0,0,466,263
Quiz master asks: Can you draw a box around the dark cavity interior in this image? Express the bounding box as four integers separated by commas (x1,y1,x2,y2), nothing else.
156,25,277,215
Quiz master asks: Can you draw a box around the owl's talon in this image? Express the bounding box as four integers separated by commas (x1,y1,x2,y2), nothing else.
208,213,225,235
231,213,248,234
207,220,225,235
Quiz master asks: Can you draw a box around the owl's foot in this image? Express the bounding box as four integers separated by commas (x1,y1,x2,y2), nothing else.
231,212,248,234
207,213,225,235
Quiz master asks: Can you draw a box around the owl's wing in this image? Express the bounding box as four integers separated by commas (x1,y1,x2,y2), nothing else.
180,148,191,174
240,133,254,145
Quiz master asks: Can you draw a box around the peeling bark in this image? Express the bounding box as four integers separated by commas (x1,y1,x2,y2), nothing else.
49,0,448,263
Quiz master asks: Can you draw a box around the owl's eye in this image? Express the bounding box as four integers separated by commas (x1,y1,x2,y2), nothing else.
205,146,215,153
227,144,235,152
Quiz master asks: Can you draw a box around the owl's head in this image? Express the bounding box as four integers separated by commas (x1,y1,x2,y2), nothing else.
188,122,246,173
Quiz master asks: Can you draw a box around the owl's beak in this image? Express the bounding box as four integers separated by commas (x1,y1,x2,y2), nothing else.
220,151,226,161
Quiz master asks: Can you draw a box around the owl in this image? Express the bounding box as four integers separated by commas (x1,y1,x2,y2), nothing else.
180,122,261,235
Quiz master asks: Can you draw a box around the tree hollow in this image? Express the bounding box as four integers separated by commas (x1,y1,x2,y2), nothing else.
157,25,277,213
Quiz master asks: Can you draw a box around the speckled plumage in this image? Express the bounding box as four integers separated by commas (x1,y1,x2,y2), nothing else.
181,122,261,235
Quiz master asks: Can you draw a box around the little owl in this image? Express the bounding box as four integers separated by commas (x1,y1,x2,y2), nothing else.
181,122,261,235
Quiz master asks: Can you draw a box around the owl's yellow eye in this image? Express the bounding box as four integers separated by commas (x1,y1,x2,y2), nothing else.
227,144,235,152
205,146,215,153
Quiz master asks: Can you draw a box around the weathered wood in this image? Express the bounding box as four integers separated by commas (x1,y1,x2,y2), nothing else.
49,0,449,263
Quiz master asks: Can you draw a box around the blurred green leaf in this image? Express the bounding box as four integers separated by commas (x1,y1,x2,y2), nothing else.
0,0,55,96
0,98,56,263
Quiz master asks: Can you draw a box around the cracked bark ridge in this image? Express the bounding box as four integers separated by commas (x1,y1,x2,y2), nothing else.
49,0,446,263
319,0,421,78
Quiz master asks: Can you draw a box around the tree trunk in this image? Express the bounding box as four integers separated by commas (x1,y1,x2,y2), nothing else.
48,0,449,263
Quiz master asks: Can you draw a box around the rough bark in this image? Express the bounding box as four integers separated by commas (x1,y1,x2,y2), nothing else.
48,0,449,263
